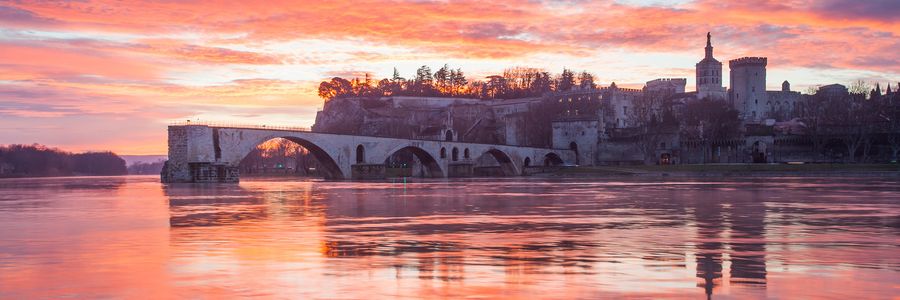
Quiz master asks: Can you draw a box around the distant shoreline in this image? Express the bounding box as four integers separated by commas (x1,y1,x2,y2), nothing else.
544,164,900,177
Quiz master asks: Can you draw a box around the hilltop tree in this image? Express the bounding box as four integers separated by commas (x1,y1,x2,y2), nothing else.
578,71,596,89
557,68,576,92
434,64,451,94
318,77,353,100
415,65,434,94
450,68,468,96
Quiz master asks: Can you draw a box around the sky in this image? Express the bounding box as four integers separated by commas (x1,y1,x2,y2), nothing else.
1,0,898,155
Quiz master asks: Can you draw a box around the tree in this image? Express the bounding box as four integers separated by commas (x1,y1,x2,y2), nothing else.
484,75,507,99
629,92,676,164
557,68,575,92
450,68,468,96
530,71,553,96
578,71,596,89
434,64,451,95
414,65,435,95
876,90,900,161
849,80,871,97
830,92,876,162
680,99,742,163
318,77,353,100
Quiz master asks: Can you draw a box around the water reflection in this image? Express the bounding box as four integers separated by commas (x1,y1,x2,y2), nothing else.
160,176,899,298
1,176,897,298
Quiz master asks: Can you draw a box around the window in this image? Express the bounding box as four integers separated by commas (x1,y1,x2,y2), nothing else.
355,145,365,164
623,106,628,114
452,147,459,161
581,131,585,136
440,147,446,159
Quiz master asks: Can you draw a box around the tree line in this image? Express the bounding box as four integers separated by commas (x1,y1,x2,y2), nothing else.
318,65,597,100
797,82,900,162
0,144,127,177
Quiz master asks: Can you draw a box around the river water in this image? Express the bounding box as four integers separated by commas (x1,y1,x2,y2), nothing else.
0,175,897,299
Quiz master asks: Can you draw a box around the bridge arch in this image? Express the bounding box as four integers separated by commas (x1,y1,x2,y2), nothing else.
239,135,345,179
474,148,519,176
544,152,563,166
383,145,444,178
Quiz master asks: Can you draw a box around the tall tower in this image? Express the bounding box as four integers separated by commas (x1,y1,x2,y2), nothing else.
728,57,768,122
696,32,726,100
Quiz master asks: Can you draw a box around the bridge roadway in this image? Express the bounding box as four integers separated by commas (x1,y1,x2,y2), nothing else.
161,125,575,183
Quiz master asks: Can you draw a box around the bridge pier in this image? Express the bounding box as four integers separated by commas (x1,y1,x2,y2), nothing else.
351,164,386,180
447,163,474,177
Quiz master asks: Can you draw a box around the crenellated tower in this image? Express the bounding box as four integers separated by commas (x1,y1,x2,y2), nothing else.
728,57,768,121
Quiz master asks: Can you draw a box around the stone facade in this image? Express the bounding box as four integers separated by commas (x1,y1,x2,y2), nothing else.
551,118,602,166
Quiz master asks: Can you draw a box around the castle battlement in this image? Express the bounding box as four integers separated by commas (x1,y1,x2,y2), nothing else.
647,78,687,84
729,57,767,67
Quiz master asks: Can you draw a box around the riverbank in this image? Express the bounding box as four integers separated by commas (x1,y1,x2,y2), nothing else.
547,163,900,177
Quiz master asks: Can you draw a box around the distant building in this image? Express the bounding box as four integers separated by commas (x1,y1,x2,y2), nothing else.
816,84,849,98
645,78,687,94
696,32,726,100
547,83,643,129
766,80,801,121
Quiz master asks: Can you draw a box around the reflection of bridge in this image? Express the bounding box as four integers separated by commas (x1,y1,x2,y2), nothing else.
161,125,575,183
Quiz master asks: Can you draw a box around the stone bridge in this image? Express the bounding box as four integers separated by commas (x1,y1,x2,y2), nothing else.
161,125,575,183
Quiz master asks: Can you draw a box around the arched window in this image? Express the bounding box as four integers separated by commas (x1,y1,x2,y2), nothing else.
440,147,446,159
451,147,459,161
524,157,531,167
445,130,453,142
355,144,364,164
464,148,470,159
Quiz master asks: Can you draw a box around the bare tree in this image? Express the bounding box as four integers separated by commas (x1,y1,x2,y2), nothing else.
680,99,742,163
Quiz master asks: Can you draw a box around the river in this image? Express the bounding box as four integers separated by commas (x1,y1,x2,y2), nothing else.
0,175,897,299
